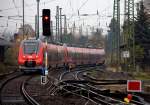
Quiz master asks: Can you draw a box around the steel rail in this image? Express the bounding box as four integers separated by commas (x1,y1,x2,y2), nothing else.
74,68,145,105
0,72,40,105
59,66,146,105
60,82,125,105
0,72,23,105
21,78,40,105
58,66,124,104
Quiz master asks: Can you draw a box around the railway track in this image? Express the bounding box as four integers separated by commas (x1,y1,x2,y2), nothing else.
0,70,19,81
59,66,100,81
58,66,104,104
57,66,149,105
0,72,40,105
38,67,92,105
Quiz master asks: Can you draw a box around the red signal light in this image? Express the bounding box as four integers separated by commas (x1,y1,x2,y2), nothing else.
44,16,49,20
42,9,51,36
127,94,132,101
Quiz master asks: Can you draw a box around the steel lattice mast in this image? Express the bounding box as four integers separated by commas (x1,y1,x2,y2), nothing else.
123,0,135,71
112,0,121,66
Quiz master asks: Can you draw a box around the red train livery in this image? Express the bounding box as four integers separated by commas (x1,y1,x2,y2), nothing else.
18,39,105,73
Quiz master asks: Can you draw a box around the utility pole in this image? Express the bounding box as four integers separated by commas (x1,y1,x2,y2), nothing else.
50,21,53,41
22,0,24,39
79,24,82,37
36,0,40,39
86,27,88,36
57,6,60,42
73,22,75,37
60,8,62,43
55,8,57,41
35,15,37,37
64,15,67,35
56,6,60,42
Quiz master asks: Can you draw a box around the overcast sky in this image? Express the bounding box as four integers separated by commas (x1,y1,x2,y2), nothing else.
0,0,140,36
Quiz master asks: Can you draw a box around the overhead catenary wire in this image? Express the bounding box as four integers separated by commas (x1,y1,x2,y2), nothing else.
0,0,58,32
0,0,57,12
24,1,35,13
0,0,113,23
68,0,89,21
12,0,20,16
67,0,113,30
78,0,89,10
0,0,115,37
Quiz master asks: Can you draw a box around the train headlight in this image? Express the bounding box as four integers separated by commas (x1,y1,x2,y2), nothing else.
23,56,26,58
28,56,32,59
36,55,39,58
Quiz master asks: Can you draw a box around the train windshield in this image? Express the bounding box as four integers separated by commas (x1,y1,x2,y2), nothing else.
24,42,39,54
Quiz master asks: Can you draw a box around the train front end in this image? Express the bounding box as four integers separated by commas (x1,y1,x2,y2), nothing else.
18,39,44,73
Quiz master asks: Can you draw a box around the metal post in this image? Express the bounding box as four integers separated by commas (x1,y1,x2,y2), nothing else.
86,27,88,36
56,7,58,42
37,0,40,39
73,22,75,37
44,37,48,76
50,21,53,42
45,38,48,71
55,6,60,42
57,6,60,42
22,0,24,39
60,8,62,43
64,15,67,35
35,15,37,37
56,14,57,41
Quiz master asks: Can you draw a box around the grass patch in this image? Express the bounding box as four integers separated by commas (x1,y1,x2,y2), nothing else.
87,70,107,79
0,63,17,74
0,63,7,74
133,72,150,80
87,70,98,77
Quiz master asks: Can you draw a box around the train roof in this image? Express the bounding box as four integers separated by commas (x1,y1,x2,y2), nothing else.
20,39,105,55
22,39,41,42
47,43,105,55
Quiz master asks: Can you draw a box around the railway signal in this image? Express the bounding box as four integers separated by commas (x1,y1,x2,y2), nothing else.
42,9,50,78
42,9,51,36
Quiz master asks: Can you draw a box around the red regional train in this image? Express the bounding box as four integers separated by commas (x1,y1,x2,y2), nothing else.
18,39,105,73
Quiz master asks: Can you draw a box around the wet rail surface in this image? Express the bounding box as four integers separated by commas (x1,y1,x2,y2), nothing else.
0,72,40,105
